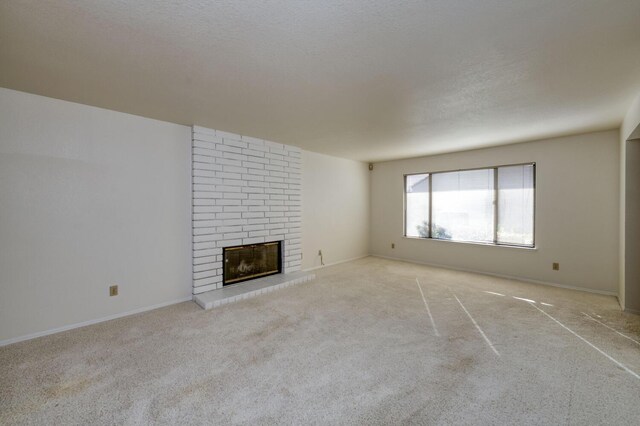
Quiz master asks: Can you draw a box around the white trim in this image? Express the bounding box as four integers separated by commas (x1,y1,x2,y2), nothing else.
402,236,537,251
0,297,194,347
303,254,369,272
372,254,618,297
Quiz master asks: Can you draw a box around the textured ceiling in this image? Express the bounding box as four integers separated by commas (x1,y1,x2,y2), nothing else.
1,1,639,162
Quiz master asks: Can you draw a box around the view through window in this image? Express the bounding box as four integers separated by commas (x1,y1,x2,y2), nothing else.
404,164,535,247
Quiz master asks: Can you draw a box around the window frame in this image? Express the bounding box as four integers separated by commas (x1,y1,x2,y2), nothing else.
403,162,536,248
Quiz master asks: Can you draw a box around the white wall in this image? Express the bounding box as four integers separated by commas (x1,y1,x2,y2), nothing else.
0,88,192,344
620,92,640,311
302,151,370,269
370,130,620,294
624,142,640,313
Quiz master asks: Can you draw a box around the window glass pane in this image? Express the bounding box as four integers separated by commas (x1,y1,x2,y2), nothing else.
405,174,429,237
432,169,494,243
497,164,534,246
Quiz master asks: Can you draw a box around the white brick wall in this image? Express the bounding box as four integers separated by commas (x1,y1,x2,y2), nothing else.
192,126,302,294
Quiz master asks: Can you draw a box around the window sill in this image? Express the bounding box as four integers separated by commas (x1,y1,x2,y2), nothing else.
402,236,537,250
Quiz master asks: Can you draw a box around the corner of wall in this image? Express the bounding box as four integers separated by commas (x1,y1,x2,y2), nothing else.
619,132,626,310
619,91,640,311
301,150,371,270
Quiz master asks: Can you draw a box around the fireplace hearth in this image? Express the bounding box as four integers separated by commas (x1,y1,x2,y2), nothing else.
223,242,282,286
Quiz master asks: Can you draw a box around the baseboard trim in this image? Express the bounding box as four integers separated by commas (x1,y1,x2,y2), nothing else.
0,296,194,347
303,254,370,272
371,254,618,297
624,307,640,315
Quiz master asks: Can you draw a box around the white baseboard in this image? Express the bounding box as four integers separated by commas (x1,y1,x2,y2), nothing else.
371,254,619,297
0,296,194,347
303,254,370,272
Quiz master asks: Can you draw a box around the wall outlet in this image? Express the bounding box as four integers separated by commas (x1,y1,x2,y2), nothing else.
552,263,560,271
109,285,119,296
318,250,322,256
391,243,395,249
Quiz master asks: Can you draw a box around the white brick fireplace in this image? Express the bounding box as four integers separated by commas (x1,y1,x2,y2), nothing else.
191,125,303,296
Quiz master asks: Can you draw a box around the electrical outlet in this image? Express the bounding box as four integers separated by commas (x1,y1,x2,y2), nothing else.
109,285,119,296
391,243,395,249
318,250,322,256
552,263,560,271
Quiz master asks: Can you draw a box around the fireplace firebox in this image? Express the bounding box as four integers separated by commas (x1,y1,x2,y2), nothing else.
223,241,282,286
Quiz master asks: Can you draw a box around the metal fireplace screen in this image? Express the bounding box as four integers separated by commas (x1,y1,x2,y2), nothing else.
223,241,282,285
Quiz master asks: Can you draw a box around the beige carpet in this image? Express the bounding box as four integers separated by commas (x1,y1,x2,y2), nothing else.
2,257,640,425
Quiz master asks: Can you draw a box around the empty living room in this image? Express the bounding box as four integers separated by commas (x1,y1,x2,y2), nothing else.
2,1,640,424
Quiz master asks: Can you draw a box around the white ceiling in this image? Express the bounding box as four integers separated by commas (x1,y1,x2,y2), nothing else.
1,1,639,162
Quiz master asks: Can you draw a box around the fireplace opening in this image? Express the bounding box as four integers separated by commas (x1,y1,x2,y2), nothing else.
223,241,282,286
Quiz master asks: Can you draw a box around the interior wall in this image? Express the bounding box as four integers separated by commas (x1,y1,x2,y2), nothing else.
621,91,640,312
302,151,370,269
619,132,626,309
625,140,640,313
370,130,620,294
0,88,192,344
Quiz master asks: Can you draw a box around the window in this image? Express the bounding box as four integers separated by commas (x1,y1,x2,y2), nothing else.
404,163,535,247
497,164,535,246
405,174,429,238
432,169,495,243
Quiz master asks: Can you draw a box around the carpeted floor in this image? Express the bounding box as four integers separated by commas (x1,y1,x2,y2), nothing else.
2,257,640,425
